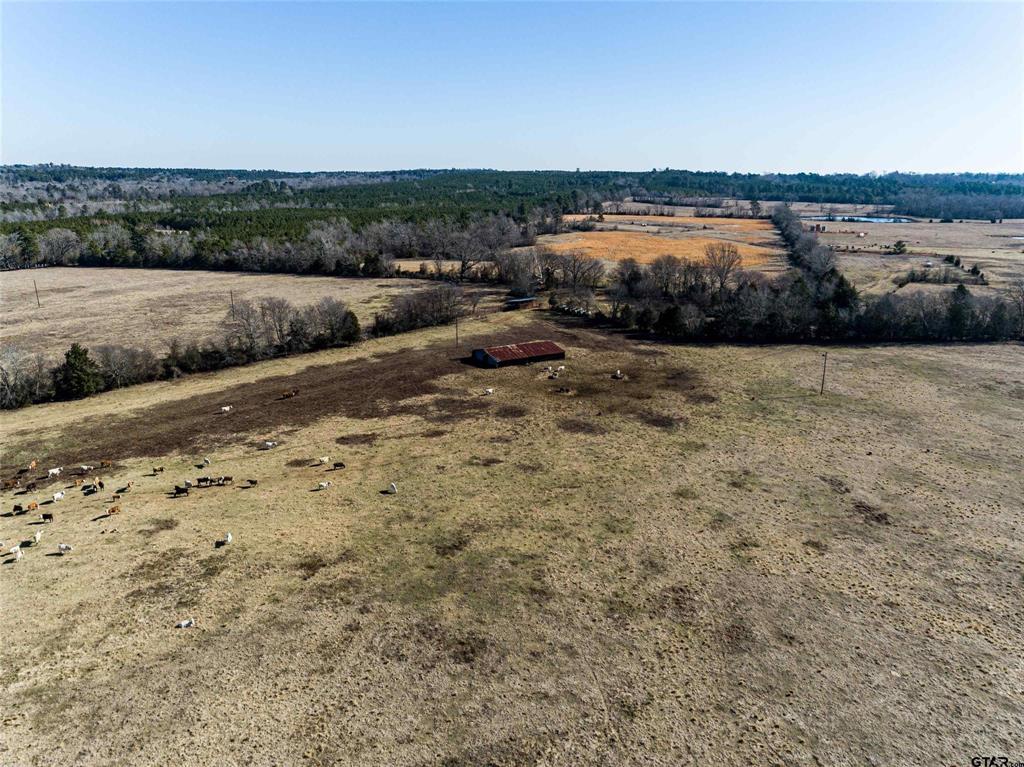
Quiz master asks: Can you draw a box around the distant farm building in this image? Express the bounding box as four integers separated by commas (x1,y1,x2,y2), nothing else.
502,296,540,311
472,340,566,368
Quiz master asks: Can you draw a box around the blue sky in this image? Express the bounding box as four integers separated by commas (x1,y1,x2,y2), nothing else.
2,2,1021,173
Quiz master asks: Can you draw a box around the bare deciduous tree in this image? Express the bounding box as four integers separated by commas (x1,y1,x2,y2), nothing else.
703,241,742,295
38,228,81,265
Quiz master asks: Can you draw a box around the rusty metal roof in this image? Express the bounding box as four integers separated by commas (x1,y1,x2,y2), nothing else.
479,340,564,362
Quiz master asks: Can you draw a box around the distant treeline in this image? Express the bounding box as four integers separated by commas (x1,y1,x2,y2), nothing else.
0,213,543,277
892,192,1024,221
4,168,1023,230
592,205,1024,344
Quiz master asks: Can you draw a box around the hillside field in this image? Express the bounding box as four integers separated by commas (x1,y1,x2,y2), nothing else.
1,309,1021,766
0,268,458,361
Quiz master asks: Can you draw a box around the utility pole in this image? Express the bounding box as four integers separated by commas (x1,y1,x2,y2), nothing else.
33,279,41,308
820,351,828,395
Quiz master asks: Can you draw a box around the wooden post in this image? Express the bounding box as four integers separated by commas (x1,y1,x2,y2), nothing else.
820,352,828,395
230,290,235,319
455,314,459,350
33,279,41,308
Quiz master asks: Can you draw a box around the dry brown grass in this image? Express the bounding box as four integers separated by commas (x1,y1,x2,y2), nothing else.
565,213,775,233
543,230,781,266
0,267,445,361
1,309,1021,765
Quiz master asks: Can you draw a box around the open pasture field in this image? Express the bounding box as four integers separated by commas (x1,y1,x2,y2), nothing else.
565,213,776,234
540,226,786,272
820,219,1024,295
1,310,1022,766
0,268,438,361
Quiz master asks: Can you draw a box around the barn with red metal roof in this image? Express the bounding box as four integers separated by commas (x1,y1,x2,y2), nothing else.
472,340,566,368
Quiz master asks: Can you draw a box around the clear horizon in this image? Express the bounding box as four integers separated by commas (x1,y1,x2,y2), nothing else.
3,1,1023,174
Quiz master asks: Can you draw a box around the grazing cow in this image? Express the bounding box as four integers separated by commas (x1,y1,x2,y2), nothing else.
483,388,495,396
41,512,54,523
112,494,121,501
246,479,258,487
262,441,278,450
25,482,37,492
386,482,398,495
33,530,42,545
97,480,104,490
332,462,346,471
173,485,189,497
153,466,165,474
74,478,84,487
217,476,233,486
79,464,94,473
28,460,38,471
317,481,332,490
197,477,212,487
116,481,134,493
2,478,19,490
318,456,330,465
203,458,211,466
57,543,73,554
48,467,62,478
27,501,39,512
220,405,233,413
52,491,65,502
281,388,299,399
13,504,23,513
176,618,195,629
107,505,121,515
9,545,22,561
100,460,112,468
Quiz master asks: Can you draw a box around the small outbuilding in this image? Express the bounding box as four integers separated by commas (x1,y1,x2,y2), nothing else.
472,340,566,368
502,296,540,311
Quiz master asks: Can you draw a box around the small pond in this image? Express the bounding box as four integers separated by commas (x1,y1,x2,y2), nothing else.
808,215,913,224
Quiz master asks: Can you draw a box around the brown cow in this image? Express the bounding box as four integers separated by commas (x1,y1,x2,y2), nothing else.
27,501,39,511
107,505,121,515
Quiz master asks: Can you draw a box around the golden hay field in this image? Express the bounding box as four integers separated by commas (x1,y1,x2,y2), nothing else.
564,214,776,233
543,230,781,267
1,310,1022,765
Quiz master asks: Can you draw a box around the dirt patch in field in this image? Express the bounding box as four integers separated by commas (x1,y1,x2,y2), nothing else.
495,405,528,419
557,418,607,435
335,433,380,446
853,499,891,525
1,321,602,471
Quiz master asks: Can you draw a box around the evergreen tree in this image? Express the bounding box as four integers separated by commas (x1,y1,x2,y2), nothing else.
52,344,103,400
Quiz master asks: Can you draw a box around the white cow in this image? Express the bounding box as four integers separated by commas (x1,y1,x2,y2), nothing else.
48,467,62,478
52,491,65,502
57,543,73,554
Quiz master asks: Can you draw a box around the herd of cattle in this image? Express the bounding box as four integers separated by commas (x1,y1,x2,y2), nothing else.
0,435,367,572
